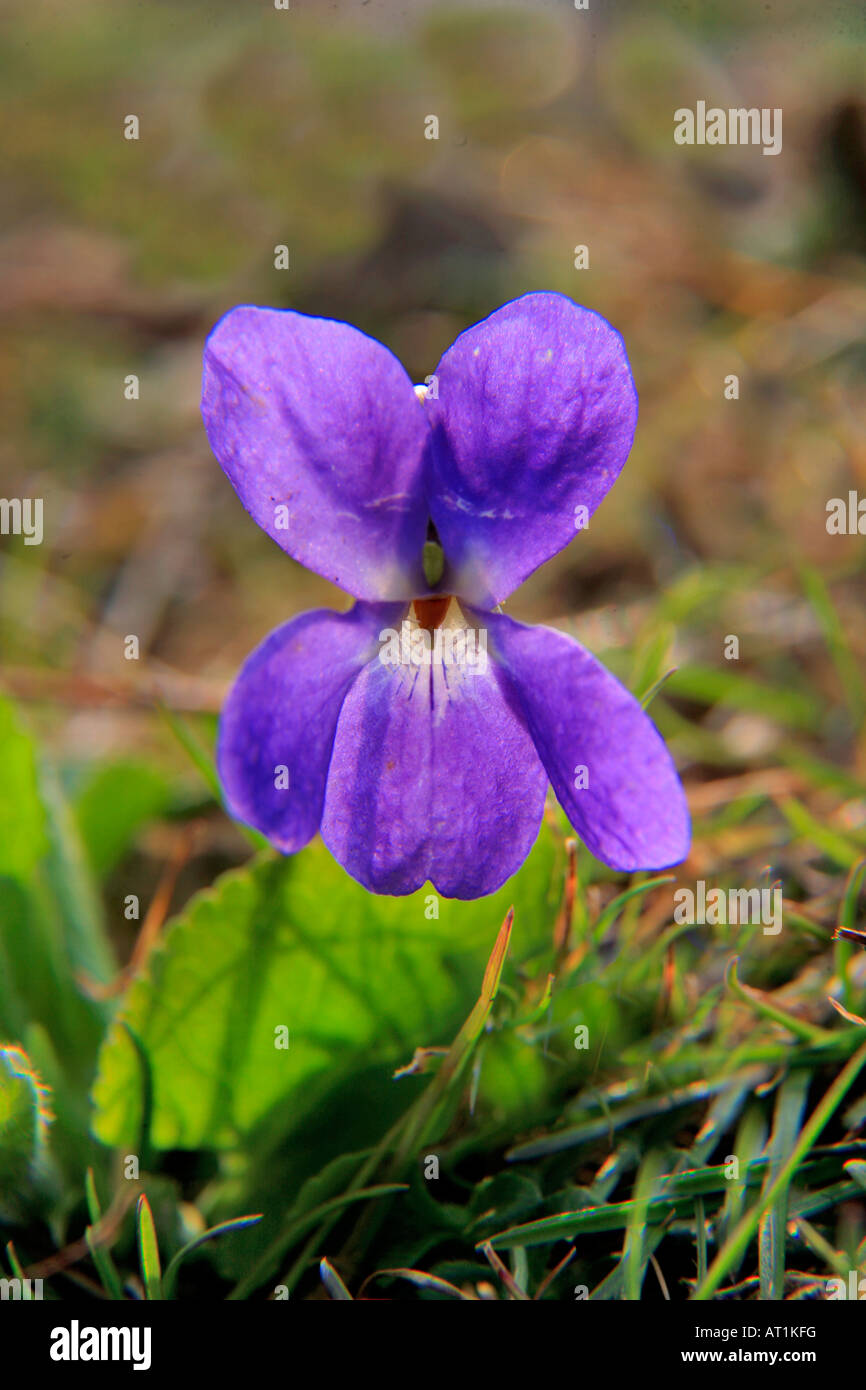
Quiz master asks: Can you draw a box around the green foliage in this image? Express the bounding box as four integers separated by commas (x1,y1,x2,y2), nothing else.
0,1045,51,1218
74,761,174,879
0,698,111,1081
2,668,865,1299
136,1194,163,1300
0,696,47,881
90,831,560,1152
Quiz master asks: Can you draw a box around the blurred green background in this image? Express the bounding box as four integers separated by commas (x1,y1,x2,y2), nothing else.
2,0,866,1301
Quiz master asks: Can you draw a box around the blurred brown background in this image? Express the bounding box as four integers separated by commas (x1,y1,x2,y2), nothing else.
1,0,864,860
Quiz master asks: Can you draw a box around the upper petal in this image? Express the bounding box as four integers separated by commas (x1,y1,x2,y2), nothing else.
425,292,638,605
202,306,431,600
217,602,404,851
320,615,547,898
484,610,690,871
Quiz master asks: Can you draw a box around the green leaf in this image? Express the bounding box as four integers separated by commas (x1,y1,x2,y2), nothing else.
843,1159,866,1192
91,825,561,1151
359,1266,469,1300
506,1074,742,1162
758,1072,810,1301
155,703,222,805
38,761,115,989
74,760,173,879
4,1241,28,1287
136,1194,163,1301
84,1168,125,1300
0,695,47,881
623,1149,669,1300
630,621,675,703
716,1103,767,1265
319,1257,352,1300
229,1181,409,1299
0,697,113,1077
162,1214,262,1299
0,1044,51,1217
694,1038,866,1300
392,905,514,1168
664,666,820,732
798,563,866,724
483,1146,861,1251
780,799,862,870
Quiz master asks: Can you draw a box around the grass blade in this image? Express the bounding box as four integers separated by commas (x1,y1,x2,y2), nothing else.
693,1037,866,1300
84,1168,124,1300
136,1194,162,1301
758,1072,810,1300
319,1257,352,1300
162,1214,263,1299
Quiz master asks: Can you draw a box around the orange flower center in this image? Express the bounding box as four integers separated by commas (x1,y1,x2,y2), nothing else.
411,595,452,631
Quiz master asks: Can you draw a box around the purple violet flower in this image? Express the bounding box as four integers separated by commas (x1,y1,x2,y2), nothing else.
201,292,690,899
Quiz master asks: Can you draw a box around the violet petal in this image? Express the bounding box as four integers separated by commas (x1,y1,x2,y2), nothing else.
202,306,431,600
218,602,404,850
484,609,691,870
426,292,638,605
320,639,547,897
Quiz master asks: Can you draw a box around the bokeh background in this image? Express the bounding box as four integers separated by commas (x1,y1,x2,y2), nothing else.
3,0,865,812
2,0,866,1302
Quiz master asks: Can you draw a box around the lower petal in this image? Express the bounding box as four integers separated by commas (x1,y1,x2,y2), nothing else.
484,611,691,871
320,630,547,898
218,603,403,851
